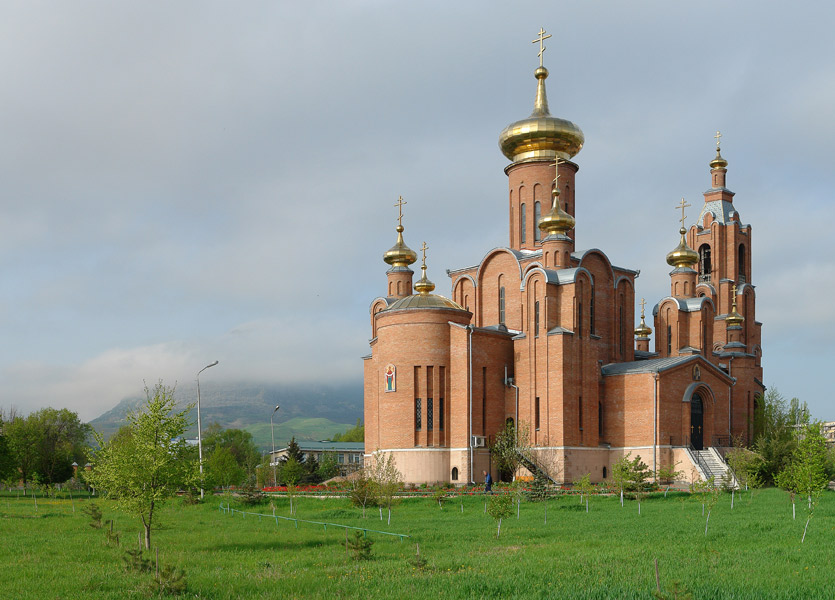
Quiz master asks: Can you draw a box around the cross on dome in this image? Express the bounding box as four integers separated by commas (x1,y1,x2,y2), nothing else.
394,196,407,227
676,198,691,229
714,130,722,150
639,298,647,316
532,27,551,67
420,241,428,268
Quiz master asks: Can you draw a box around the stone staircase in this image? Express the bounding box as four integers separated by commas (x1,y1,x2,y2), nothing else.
515,448,560,484
690,448,738,489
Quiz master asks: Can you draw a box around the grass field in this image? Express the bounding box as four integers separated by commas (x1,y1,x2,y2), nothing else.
2,487,833,599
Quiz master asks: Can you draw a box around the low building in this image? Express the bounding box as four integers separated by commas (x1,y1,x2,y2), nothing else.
822,422,835,447
270,441,364,473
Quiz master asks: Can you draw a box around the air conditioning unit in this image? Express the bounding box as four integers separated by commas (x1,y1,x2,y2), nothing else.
472,435,486,448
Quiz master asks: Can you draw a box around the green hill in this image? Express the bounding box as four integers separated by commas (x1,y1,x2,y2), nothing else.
88,380,362,450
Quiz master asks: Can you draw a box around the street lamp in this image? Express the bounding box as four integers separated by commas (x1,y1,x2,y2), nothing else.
270,405,280,486
196,360,219,499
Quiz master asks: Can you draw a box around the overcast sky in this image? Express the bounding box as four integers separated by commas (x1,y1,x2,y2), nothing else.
2,1,833,422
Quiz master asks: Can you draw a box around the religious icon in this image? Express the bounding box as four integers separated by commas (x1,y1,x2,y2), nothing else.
692,365,701,381
384,364,396,392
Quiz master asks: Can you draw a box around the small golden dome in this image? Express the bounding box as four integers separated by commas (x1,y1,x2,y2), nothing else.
666,228,699,268
710,148,728,170
498,66,584,164
726,294,744,326
634,317,652,338
539,189,575,235
383,225,417,267
634,298,652,337
414,267,435,294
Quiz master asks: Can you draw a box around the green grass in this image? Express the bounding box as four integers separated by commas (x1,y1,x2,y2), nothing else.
2,488,833,599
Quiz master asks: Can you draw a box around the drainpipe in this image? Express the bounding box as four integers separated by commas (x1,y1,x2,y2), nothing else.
505,366,519,435
468,324,474,484
653,373,659,481
728,356,735,443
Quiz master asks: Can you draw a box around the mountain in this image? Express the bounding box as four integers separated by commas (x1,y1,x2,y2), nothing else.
88,380,363,450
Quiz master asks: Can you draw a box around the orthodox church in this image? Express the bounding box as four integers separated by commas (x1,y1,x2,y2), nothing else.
363,32,764,485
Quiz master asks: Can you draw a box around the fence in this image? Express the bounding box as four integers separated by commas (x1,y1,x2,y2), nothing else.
217,503,410,541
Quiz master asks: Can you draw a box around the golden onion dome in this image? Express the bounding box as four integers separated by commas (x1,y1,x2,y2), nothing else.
498,66,585,163
634,314,652,338
414,265,435,295
726,294,744,326
710,147,728,170
538,189,575,235
383,225,417,267
666,228,699,268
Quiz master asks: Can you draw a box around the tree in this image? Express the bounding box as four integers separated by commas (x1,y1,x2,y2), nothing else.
752,388,806,485
317,452,339,481
348,469,378,518
202,424,260,483
5,413,43,485
32,408,91,485
487,493,513,538
612,452,652,509
85,382,198,549
279,457,305,486
332,419,364,442
206,446,245,490
490,421,531,481
0,418,16,483
778,423,829,542
573,473,593,513
368,452,403,525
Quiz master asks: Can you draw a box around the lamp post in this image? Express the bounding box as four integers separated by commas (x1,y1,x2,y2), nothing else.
270,405,280,487
196,360,219,499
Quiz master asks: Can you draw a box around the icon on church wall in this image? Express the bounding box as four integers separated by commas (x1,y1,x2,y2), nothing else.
693,365,701,381
384,364,396,392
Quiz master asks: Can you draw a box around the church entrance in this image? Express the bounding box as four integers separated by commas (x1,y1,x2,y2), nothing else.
690,393,704,450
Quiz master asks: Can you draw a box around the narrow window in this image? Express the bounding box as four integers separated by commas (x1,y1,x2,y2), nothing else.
618,302,625,356
415,398,422,430
451,467,459,481
590,284,595,335
534,201,541,242
534,301,540,337
499,287,506,325
578,300,583,336
535,397,540,430
579,396,583,431
338,454,344,464
698,244,711,282
667,325,672,355
602,466,607,479
599,402,604,438
738,244,746,283
427,398,434,431
439,398,445,430
520,203,526,245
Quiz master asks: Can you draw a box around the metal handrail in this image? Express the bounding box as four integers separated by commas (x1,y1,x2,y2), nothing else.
685,436,710,480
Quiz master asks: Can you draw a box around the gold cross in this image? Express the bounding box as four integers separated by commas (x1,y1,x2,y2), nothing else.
639,298,647,316
420,241,428,267
676,198,691,228
731,283,737,297
394,196,406,227
532,27,552,67
714,130,722,149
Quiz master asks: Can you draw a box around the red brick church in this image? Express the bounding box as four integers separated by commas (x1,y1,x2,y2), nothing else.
363,32,763,485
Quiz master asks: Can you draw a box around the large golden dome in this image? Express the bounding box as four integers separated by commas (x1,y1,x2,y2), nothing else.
386,293,465,311
383,225,417,268
666,228,699,268
499,66,584,164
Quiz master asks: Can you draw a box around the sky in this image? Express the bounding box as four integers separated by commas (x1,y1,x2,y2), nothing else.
1,1,834,422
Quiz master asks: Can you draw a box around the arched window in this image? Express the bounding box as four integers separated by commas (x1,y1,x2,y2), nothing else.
498,286,506,325
451,467,459,481
738,244,746,282
534,201,542,242
520,203,527,245
602,466,607,479
698,244,711,282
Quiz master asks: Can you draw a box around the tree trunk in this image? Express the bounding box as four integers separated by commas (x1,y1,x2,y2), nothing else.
497,518,502,539
802,516,811,543
704,509,711,536
379,506,383,521
792,501,795,521
585,498,588,513
387,506,391,525
620,489,624,507
731,490,734,509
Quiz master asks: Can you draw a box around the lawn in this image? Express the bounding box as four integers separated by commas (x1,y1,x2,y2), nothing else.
2,487,833,599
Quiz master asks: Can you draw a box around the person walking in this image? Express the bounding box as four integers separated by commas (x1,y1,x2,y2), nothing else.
483,470,493,494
